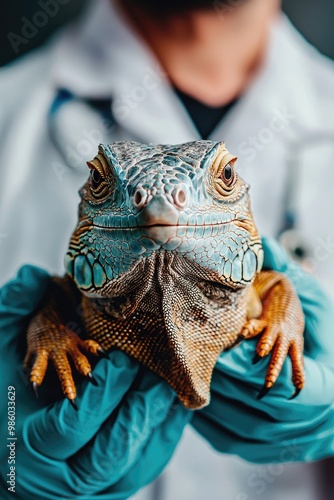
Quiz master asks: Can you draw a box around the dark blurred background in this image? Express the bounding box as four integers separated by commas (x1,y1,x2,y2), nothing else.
1,0,334,67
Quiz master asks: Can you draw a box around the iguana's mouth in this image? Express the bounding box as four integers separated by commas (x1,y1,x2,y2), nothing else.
93,221,235,230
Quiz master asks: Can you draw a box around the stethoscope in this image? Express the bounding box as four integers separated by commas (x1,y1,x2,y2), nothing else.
278,131,334,269
48,89,118,176
48,89,334,270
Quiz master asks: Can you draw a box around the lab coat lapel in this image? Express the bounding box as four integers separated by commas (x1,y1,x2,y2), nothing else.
208,15,322,237
0,84,85,277
211,15,323,153
51,0,199,144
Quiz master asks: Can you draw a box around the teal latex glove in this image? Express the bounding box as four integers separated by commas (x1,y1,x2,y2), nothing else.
0,266,191,500
193,237,334,463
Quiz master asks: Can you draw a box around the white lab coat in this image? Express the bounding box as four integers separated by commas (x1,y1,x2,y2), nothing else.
0,1,333,498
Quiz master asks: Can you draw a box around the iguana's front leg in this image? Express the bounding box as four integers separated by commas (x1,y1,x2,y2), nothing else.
24,277,104,408
25,270,305,408
241,270,305,400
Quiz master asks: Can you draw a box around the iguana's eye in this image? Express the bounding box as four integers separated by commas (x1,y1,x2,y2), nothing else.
89,168,108,199
91,168,102,190
211,145,240,199
86,154,111,201
220,162,236,188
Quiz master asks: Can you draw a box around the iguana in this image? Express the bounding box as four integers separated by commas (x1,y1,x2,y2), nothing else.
25,140,305,410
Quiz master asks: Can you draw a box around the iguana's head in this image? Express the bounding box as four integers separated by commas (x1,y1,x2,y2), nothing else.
65,140,263,295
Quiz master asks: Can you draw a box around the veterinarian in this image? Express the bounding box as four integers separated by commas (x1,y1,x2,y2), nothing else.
1,0,334,498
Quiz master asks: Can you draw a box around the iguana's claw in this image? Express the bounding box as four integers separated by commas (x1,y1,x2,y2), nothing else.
87,372,98,386
256,385,272,400
289,388,302,400
69,399,78,411
97,347,109,359
32,381,39,398
252,354,262,365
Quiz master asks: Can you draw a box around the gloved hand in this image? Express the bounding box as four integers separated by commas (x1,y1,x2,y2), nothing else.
0,266,191,500
193,237,334,463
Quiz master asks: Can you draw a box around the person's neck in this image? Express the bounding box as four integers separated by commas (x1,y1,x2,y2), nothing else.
117,0,278,107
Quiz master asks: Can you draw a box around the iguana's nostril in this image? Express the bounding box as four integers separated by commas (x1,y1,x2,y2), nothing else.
133,188,147,210
173,188,187,208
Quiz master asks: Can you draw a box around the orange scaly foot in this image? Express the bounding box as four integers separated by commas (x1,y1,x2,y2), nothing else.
241,271,305,399
24,277,104,408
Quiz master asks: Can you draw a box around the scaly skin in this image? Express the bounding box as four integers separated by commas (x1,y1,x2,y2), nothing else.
25,141,305,409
